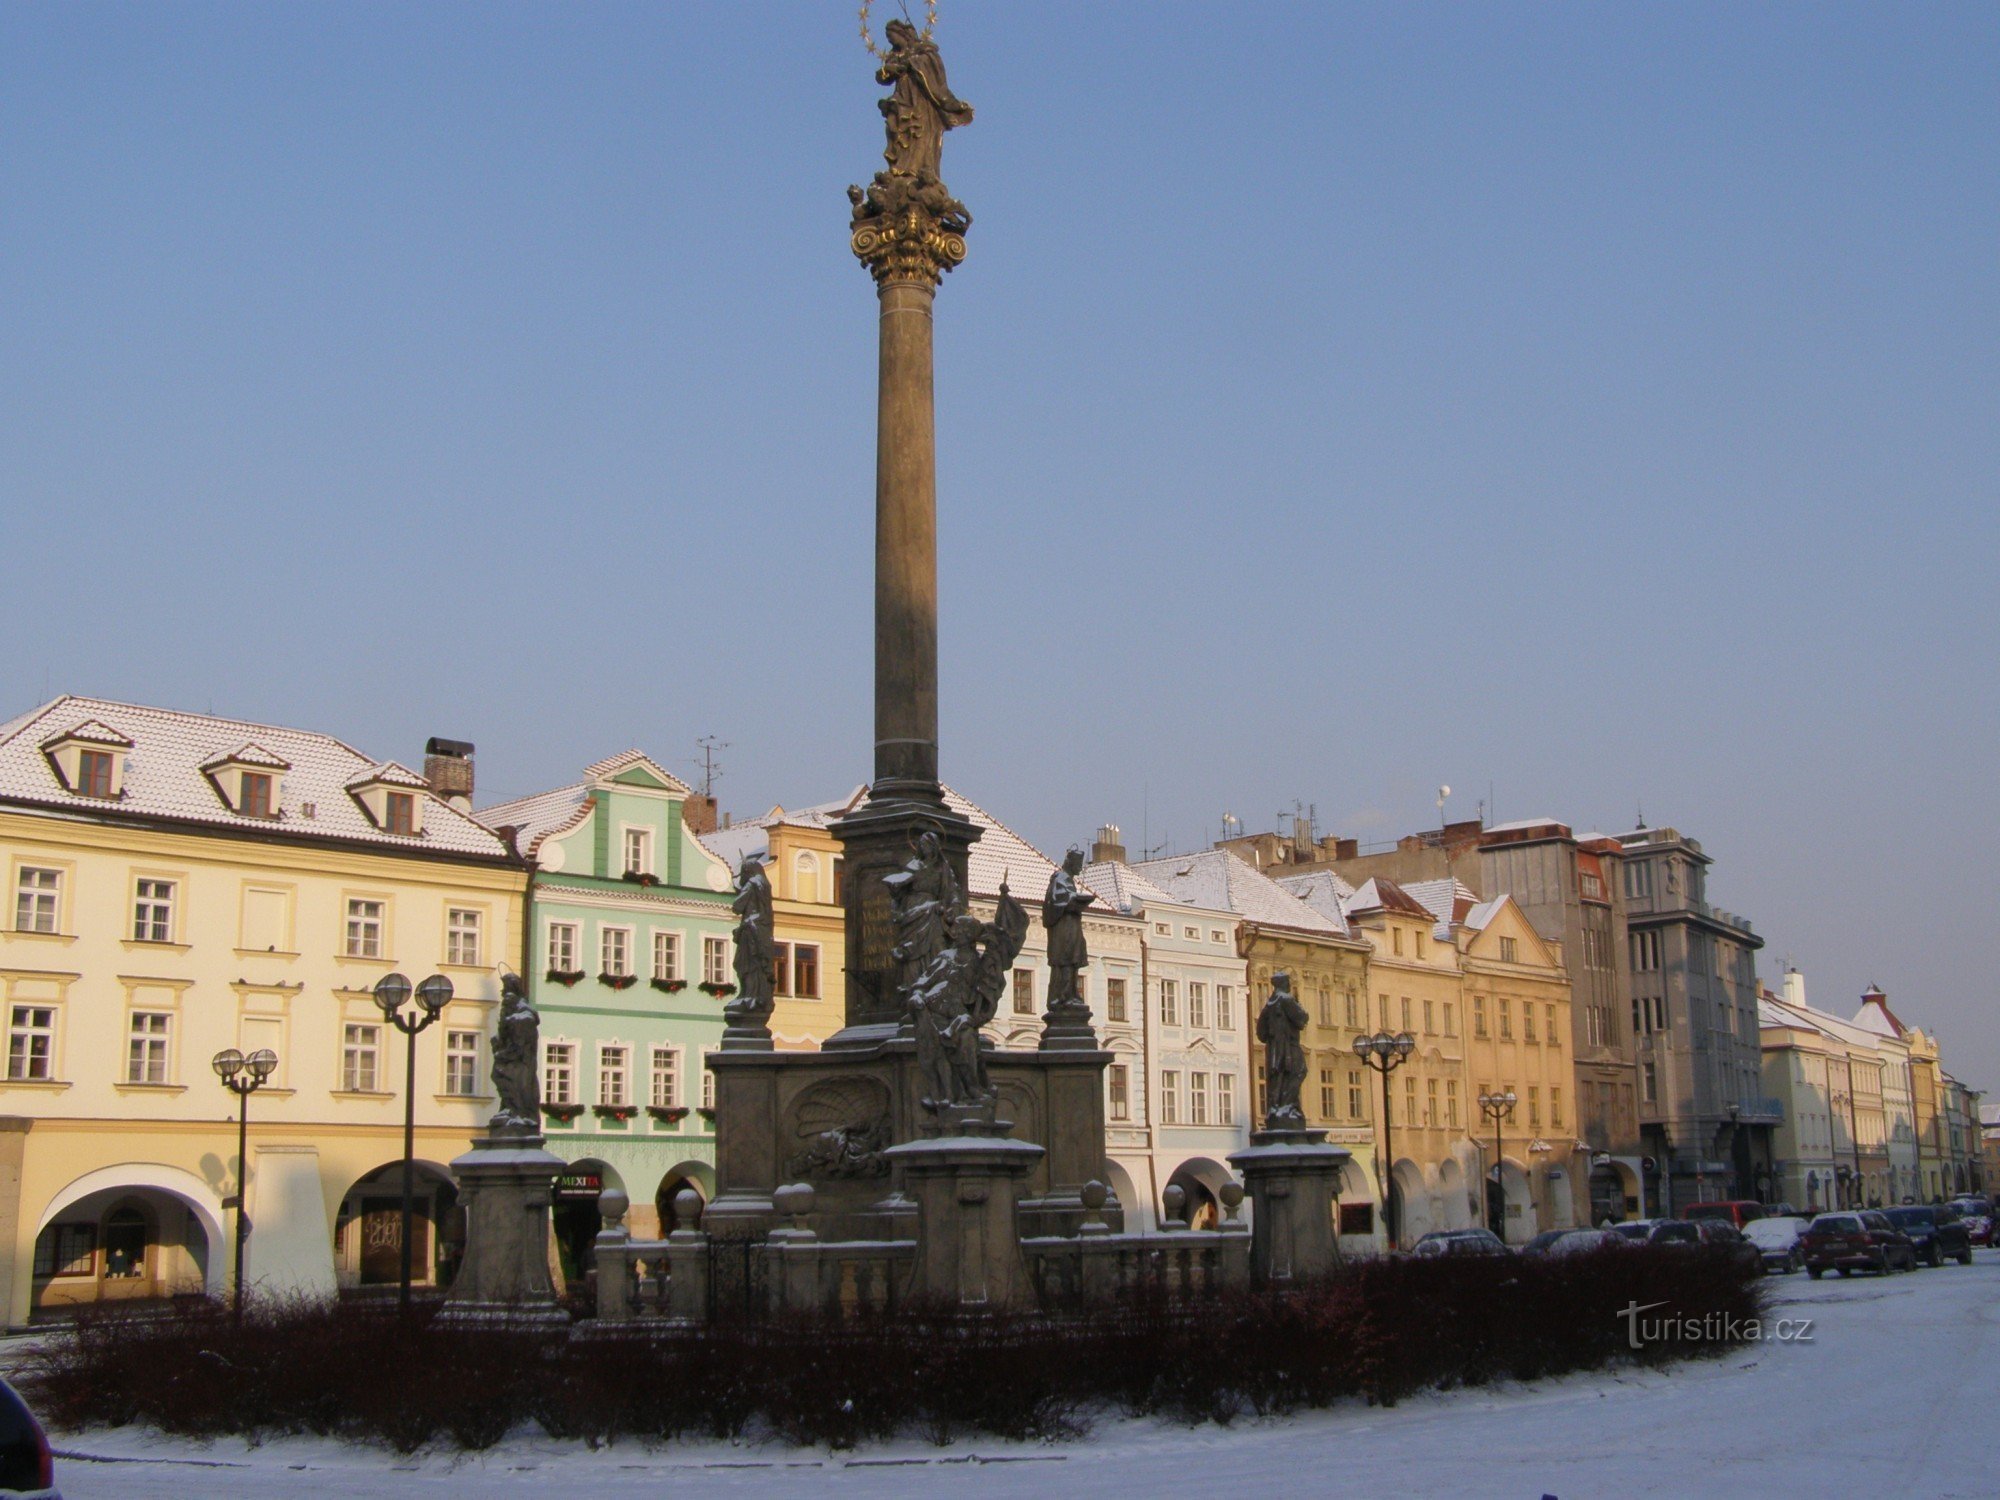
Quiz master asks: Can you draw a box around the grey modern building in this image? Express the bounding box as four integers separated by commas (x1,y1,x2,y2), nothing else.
1616,826,1777,1209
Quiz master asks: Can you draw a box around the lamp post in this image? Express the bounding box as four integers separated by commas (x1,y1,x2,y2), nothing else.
1478,1088,1518,1240
373,971,454,1312
1352,1030,1415,1247
212,1046,278,1320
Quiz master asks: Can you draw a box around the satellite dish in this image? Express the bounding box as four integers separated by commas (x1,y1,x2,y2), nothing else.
1439,785,1452,799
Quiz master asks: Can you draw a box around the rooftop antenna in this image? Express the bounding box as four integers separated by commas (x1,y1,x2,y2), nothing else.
1221,809,1241,843
1436,784,1452,830
694,736,729,801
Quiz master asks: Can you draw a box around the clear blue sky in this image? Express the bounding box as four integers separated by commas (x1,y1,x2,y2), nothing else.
4,5,1996,1080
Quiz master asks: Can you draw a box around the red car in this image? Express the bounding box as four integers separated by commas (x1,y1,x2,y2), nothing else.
1800,1210,1917,1277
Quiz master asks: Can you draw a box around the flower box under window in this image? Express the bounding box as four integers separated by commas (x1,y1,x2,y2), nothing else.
546,969,587,987
696,1107,716,1122
620,870,661,888
650,977,688,994
697,981,737,998
647,1104,691,1124
542,1102,584,1123
593,1103,638,1121
600,973,638,990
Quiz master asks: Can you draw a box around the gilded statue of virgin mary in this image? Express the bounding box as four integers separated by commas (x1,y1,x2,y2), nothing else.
876,18,974,182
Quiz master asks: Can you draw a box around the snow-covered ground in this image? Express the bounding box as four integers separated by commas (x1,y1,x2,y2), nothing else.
45,1254,2000,1499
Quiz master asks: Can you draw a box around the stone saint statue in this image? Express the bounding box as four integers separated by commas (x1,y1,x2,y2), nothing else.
1042,847,1096,1012
875,18,973,183
1257,971,1310,1130
489,972,541,1132
725,854,775,1028
910,882,1028,1111
883,828,960,985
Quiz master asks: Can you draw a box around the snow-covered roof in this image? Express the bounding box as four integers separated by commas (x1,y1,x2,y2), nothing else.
1135,850,1348,938
1483,817,1568,836
1082,859,1185,917
480,783,592,857
696,786,869,872
1762,993,1906,1053
1271,869,1354,936
1401,877,1481,933
0,695,511,859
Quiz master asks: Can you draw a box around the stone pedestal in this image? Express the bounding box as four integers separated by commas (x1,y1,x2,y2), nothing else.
884,1126,1044,1311
436,1132,569,1327
1229,1128,1350,1288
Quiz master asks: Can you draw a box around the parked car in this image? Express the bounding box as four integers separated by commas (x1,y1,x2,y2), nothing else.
1947,1194,1993,1218
1684,1200,1769,1229
1959,1213,1992,1246
1800,1211,1918,1277
0,1376,57,1499
1744,1214,1811,1273
1694,1220,1765,1275
1410,1228,1509,1257
1605,1218,1703,1246
1885,1205,1974,1267
1522,1227,1623,1257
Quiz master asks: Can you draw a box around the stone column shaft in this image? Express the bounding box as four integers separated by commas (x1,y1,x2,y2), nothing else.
874,278,940,791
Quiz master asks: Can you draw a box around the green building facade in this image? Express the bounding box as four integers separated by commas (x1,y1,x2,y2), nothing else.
481,751,735,1276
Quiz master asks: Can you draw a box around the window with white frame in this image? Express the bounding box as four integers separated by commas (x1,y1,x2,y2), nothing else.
701,1052,715,1110
132,879,175,942
1211,929,1227,944
601,927,632,978
1011,968,1034,1015
1108,1063,1130,1121
444,1031,480,1096
623,827,652,877
1106,977,1128,1022
792,943,820,999
548,922,579,973
1188,982,1207,1029
1153,922,1170,936
599,1044,630,1107
342,1023,381,1092
543,1042,578,1106
1183,925,1199,941
1159,1069,1181,1125
1218,1072,1235,1125
344,899,384,959
1216,984,1234,1030
1159,978,1178,1026
14,868,60,934
7,1006,54,1081
702,936,728,986
1190,1071,1209,1125
126,1012,171,1084
653,931,682,981
446,907,482,966
650,1046,680,1110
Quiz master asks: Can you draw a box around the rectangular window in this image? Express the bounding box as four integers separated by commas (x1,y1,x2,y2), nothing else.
703,936,728,986
77,748,115,797
1392,928,1403,956
1108,1064,1130,1121
446,908,482,966
1012,968,1035,1015
1400,996,1412,1032
1347,1069,1364,1119
1211,929,1227,944
1218,1073,1235,1126
1345,991,1358,1028
599,1045,630,1107
772,941,793,997
1642,1061,1658,1103
342,1023,381,1092
1188,982,1207,1029
650,1046,680,1110
1625,861,1652,899
1183,925,1200,941
1378,993,1390,1027
1524,1006,1537,1043
623,828,652,876
133,879,175,942
15,868,60,934
1581,871,1604,900
1546,1004,1559,1046
1444,1001,1456,1036
1551,1086,1564,1129
1474,995,1487,1037
1160,1070,1181,1125
1500,999,1513,1039
792,943,820,999
34,1223,95,1279
702,1053,715,1110
1190,1071,1209,1125
1500,936,1519,963
1630,930,1662,971
384,791,415,835
126,1012,171,1085
545,1042,577,1106
601,927,632,978
1320,1067,1339,1120
445,1031,480,1096
1528,1085,1541,1127
345,899,384,959
1106,977,1128,1022
1425,1077,1438,1127
1317,989,1333,1027
241,771,274,818
1446,1078,1460,1128
1423,999,1435,1034
548,922,579,973
653,931,682,981
1404,1074,1418,1128
1216,985,1234,1030
1160,979,1179,1026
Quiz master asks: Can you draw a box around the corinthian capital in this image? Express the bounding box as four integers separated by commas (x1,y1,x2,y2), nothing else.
848,171,971,288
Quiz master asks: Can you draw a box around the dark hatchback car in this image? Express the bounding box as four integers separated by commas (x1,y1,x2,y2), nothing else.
1801,1211,1918,1277
1885,1205,1974,1267
0,1376,57,1499
1410,1228,1510,1257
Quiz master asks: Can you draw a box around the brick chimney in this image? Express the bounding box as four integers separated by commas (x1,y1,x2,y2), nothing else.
682,792,718,836
1090,823,1126,864
423,737,475,810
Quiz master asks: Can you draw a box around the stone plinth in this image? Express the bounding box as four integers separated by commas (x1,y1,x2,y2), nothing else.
1229,1128,1350,1288
436,1133,568,1328
884,1127,1044,1311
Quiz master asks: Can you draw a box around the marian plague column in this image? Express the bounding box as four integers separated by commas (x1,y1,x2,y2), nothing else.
830,17,983,1049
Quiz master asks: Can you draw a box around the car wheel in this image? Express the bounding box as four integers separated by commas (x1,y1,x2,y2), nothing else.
1959,1250,1974,1266
1927,1245,1942,1268
1808,1266,1824,1279
1838,1267,1852,1277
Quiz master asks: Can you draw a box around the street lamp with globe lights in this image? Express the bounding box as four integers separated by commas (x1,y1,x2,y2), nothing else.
212,1045,278,1320
1352,1030,1416,1247
1478,1088,1519,1240
372,970,454,1311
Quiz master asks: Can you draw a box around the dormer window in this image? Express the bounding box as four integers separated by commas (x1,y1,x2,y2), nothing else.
346,764,428,837
241,772,274,819
200,743,290,818
41,719,133,799
385,792,415,836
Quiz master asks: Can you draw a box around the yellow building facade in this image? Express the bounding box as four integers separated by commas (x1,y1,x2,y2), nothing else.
0,698,524,1323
